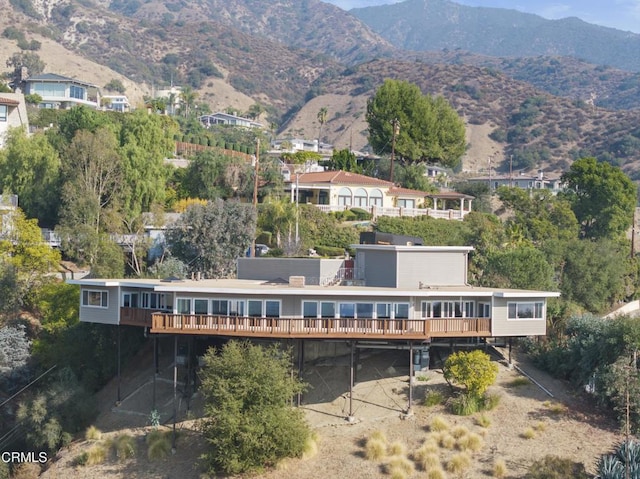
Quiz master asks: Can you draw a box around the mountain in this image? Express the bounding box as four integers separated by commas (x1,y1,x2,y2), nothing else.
350,0,640,72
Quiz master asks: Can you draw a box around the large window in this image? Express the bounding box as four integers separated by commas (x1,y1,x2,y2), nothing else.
82,290,108,308
122,292,138,308
0,105,7,122
508,302,544,320
354,188,368,207
421,301,475,318
478,303,490,318
265,300,280,318
177,298,191,314
397,198,415,209
369,189,383,207
142,292,170,310
31,82,66,97
194,299,209,314
69,84,85,100
338,187,352,206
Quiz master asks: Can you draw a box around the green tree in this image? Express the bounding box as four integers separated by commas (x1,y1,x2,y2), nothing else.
328,148,361,173
258,198,296,248
443,350,498,399
246,103,264,120
481,246,555,291
366,79,466,169
6,52,45,76
166,199,256,278
104,78,125,93
561,157,637,239
183,151,252,200
0,129,61,226
199,340,310,475
396,163,436,192
317,106,328,143
179,86,197,117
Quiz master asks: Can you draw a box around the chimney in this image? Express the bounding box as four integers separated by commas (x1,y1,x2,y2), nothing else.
289,276,305,287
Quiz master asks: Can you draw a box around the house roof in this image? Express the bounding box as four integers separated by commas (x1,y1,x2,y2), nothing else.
25,73,96,87
387,186,430,197
291,170,394,187
0,97,19,106
426,191,475,200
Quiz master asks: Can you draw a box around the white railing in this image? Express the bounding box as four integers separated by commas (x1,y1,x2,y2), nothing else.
312,205,468,220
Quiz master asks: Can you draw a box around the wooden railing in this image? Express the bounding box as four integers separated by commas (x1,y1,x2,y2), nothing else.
120,307,155,327
149,313,491,340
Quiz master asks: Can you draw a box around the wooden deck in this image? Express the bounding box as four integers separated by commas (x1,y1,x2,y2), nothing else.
147,312,491,340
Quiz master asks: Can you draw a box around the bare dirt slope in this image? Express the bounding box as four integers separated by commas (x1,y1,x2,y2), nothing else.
41,346,622,479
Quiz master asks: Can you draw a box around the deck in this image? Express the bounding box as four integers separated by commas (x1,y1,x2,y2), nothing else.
140,311,491,340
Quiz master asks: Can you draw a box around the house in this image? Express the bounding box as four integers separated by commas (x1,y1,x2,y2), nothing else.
286,170,473,220
23,73,100,109
102,95,131,113
0,194,18,238
272,138,319,153
153,86,182,115
68,243,560,344
467,170,563,193
0,93,29,148
199,112,263,129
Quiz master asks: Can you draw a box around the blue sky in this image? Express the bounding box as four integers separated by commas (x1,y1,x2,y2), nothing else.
325,0,640,33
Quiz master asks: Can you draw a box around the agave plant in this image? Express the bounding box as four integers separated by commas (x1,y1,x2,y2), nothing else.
596,440,640,479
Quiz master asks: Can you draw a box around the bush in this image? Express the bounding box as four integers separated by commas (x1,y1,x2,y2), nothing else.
85,444,107,465
521,427,536,439
457,432,483,452
525,455,589,478
147,431,171,460
365,438,387,461
388,441,406,456
426,468,446,479
446,452,471,474
475,414,491,428
9,463,40,479
493,458,508,478
113,434,136,461
414,448,440,470
385,456,415,476
424,390,444,407
450,393,480,415
314,245,345,257
349,207,372,221
444,350,498,398
429,415,450,432
85,425,102,441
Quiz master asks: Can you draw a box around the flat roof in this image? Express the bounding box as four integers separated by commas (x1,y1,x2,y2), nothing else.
352,244,474,252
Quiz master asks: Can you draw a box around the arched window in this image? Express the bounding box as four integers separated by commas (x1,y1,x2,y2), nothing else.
354,188,368,207
369,189,383,207
338,187,352,206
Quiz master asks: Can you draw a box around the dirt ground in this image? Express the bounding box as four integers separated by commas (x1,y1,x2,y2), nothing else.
40,342,622,479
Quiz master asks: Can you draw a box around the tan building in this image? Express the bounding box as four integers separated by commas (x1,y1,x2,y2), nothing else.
0,94,29,148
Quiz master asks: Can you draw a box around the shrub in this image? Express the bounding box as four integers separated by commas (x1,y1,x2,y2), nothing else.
534,421,547,432
85,425,102,441
85,444,107,465
521,427,536,439
415,450,440,470
507,376,530,387
450,393,480,415
446,452,471,474
525,455,589,478
349,207,372,221
439,433,456,450
388,441,406,456
314,245,345,257
544,401,568,415
457,432,483,452
302,431,319,459
475,414,491,428
444,350,499,399
147,434,171,460
370,430,388,443
386,456,415,476
426,468,446,479
482,393,501,410
113,434,136,461
73,452,88,466
451,425,468,439
9,463,40,479
493,458,508,478
429,415,450,432
365,438,387,461
424,390,444,407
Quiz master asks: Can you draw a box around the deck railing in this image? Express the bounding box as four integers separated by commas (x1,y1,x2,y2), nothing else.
313,204,468,221
149,313,491,340
120,307,155,327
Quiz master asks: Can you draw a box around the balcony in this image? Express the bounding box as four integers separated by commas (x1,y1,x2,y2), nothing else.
120,307,154,327
149,313,491,340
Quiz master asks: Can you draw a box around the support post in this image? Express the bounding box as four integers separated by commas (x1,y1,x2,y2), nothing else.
407,341,414,416
508,338,513,366
172,335,177,453
348,341,355,422
297,339,304,407
152,335,157,410
116,325,121,405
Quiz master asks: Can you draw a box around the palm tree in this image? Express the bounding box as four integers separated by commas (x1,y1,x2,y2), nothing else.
317,107,328,145
180,86,197,118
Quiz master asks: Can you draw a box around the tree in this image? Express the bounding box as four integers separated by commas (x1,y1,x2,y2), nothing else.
258,198,296,248
6,52,45,76
179,86,197,117
366,79,466,169
481,246,555,291
246,103,264,120
104,78,125,93
443,350,498,399
183,151,252,200
0,129,61,226
396,163,437,192
317,106,328,143
561,157,637,239
199,340,310,475
329,148,361,173
166,199,256,278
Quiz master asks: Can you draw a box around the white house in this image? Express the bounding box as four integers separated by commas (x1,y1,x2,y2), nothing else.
199,112,263,129
23,73,99,109
0,93,29,148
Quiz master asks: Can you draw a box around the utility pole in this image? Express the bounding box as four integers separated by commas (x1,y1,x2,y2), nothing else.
251,138,260,257
390,118,399,183
488,155,493,193
509,154,513,188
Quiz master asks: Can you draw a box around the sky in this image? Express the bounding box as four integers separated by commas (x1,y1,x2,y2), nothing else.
325,0,640,34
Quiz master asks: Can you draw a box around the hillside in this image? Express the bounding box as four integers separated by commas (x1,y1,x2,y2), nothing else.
351,0,640,72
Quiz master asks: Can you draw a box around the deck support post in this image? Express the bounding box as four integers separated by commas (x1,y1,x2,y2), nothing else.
355,345,361,384
152,335,157,410
172,335,177,453
297,339,304,407
508,337,513,366
347,341,355,422
116,325,121,405
406,341,414,416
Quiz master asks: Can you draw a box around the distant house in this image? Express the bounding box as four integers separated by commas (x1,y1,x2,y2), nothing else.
23,73,100,109
286,170,473,220
467,170,563,193
102,95,131,112
0,93,29,148
199,112,263,129
271,138,335,154
0,194,18,238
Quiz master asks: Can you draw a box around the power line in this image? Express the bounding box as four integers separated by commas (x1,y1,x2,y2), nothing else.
0,365,57,410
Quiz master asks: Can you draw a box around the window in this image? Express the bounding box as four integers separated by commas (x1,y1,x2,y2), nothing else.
194,299,209,314
508,302,544,320
422,301,475,318
354,188,368,207
0,105,7,122
69,85,85,99
228,299,245,317
122,292,139,308
397,198,415,209
376,303,391,319
370,189,383,207
320,302,335,318
478,303,490,318
303,301,318,318
339,303,355,318
394,303,409,319
82,290,108,308
211,299,229,315
265,300,280,318
338,187,352,206
177,298,191,314
356,303,374,318
248,300,262,317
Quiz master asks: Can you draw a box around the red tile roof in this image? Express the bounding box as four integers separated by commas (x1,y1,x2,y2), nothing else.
291,170,394,187
387,186,430,197
0,97,19,106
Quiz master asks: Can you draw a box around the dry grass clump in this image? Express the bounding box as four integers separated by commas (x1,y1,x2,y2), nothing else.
457,432,484,452
146,430,172,461
8,462,40,479
429,415,450,432
521,427,536,439
370,430,388,443
493,458,508,478
86,443,108,465
446,452,471,474
386,455,415,477
543,401,568,415
475,414,491,428
388,440,407,456
302,431,320,459
424,390,445,407
366,438,387,461
451,425,468,439
534,421,548,432
113,434,137,461
85,425,102,441
426,467,447,479
507,377,530,387
439,433,456,450
415,451,440,471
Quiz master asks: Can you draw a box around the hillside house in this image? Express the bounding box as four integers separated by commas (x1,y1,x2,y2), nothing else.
468,170,563,193
286,170,473,220
199,112,263,129
102,95,131,112
23,73,100,109
0,93,29,148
